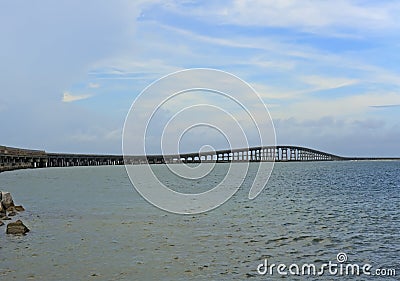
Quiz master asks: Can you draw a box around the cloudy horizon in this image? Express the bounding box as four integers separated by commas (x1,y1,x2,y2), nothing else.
1,1,400,157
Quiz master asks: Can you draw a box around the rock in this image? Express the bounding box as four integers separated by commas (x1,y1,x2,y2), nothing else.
6,205,25,213
0,221,4,227
1,192,14,209
8,211,17,216
6,220,30,235
0,201,5,216
14,205,25,212
0,215,11,220
6,206,16,212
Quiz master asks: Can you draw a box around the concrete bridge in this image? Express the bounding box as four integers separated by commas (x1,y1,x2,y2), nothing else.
0,146,48,172
1,145,399,172
124,145,346,165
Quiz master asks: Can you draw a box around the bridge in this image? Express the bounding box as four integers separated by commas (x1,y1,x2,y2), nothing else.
1,145,399,172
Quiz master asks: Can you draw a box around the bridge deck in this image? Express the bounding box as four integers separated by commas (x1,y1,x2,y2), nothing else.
1,145,399,172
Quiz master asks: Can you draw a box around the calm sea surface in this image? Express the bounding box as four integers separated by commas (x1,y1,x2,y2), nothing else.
0,162,399,280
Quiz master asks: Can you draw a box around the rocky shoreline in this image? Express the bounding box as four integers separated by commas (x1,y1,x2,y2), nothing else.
0,191,29,235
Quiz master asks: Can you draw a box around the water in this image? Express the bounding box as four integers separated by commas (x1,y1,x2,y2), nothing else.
0,162,399,280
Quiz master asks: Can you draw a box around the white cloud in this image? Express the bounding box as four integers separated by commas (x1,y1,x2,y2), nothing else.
300,75,359,91
171,0,400,35
137,20,399,92
234,0,395,28
253,75,359,101
69,133,97,142
62,91,92,103
88,58,181,81
245,58,296,71
105,128,122,140
88,82,100,88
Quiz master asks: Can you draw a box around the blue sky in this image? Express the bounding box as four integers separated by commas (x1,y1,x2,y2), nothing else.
1,0,400,156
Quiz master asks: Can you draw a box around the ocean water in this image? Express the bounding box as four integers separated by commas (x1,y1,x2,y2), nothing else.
0,161,399,280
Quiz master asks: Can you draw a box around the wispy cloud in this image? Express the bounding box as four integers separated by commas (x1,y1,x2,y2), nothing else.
88,82,100,88
166,0,400,35
300,75,359,90
254,75,359,101
134,19,400,92
62,92,92,103
370,104,400,109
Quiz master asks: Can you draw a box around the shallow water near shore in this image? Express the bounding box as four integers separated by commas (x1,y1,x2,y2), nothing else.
0,161,399,280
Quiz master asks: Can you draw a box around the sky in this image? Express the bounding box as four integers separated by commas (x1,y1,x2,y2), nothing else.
1,0,400,157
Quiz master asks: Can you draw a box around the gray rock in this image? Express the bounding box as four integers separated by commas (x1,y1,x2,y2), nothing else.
6,206,16,212
1,192,14,209
14,205,25,212
0,201,5,215
0,215,10,220
6,220,30,235
8,211,17,217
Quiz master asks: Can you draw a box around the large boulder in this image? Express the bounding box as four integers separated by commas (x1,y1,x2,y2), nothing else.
1,192,14,209
6,220,30,235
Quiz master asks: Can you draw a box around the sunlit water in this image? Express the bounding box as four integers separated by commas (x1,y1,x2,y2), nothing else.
0,161,399,280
